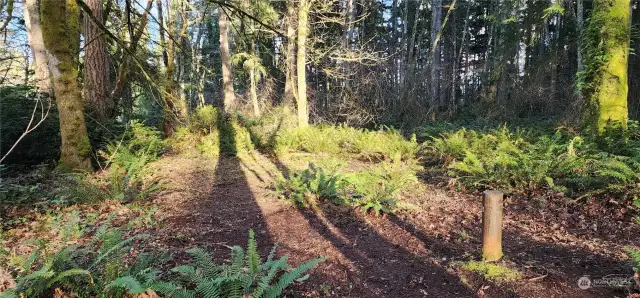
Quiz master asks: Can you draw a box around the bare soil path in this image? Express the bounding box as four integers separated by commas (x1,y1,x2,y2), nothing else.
147,151,639,298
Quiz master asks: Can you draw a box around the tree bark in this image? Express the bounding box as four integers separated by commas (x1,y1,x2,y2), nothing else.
83,0,112,120
24,0,51,94
283,0,297,107
41,0,92,171
219,8,235,112
430,0,442,107
296,0,310,128
576,0,584,74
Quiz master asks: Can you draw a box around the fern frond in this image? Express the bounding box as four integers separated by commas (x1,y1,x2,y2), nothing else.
89,234,149,270
264,257,326,298
172,265,200,282
46,269,91,288
246,229,261,275
195,278,221,298
106,276,145,294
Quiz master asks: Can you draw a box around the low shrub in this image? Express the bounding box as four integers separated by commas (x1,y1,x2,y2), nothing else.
99,121,165,203
629,249,640,274
189,105,220,134
101,120,164,174
345,162,417,216
0,85,60,165
238,106,298,150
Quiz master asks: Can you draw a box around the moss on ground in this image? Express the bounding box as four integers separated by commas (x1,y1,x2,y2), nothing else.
458,260,523,283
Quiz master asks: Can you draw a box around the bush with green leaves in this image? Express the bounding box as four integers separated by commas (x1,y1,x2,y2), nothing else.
0,85,60,165
102,120,165,171
189,105,220,134
237,106,298,150
275,125,418,162
275,163,347,207
163,230,325,298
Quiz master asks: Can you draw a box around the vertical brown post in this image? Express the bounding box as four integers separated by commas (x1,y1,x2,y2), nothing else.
482,190,503,261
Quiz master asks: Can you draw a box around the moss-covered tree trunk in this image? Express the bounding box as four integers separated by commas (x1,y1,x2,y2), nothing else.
296,0,309,128
41,0,92,171
585,0,631,133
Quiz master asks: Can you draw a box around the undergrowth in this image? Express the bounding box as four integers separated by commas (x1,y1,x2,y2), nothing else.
166,229,325,298
0,229,323,298
167,106,254,156
276,162,418,216
423,124,640,203
275,125,418,162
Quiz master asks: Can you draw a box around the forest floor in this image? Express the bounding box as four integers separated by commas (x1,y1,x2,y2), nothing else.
142,149,640,298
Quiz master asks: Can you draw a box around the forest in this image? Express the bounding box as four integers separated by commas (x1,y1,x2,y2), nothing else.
1,0,640,297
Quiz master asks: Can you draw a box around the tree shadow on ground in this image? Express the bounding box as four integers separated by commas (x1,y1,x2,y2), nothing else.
387,209,636,298
159,114,274,261
264,154,475,297
217,119,637,297
265,152,633,297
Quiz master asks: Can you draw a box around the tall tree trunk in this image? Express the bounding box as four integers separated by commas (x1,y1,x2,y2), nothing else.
283,0,297,107
219,8,235,112
296,0,310,128
83,0,111,120
430,0,442,107
41,0,92,171
576,0,584,74
250,40,260,117
24,0,51,94
586,0,631,133
158,0,187,136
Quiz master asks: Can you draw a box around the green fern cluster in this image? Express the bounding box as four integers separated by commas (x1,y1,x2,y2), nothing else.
99,121,165,203
102,120,165,171
426,126,557,191
0,226,158,298
275,125,418,162
275,163,347,207
425,125,640,197
161,229,325,298
345,162,417,216
276,162,418,216
1,228,323,298
237,106,298,151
